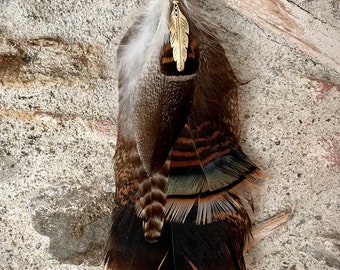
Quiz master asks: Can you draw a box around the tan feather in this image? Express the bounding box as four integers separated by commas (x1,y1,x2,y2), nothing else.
169,0,189,72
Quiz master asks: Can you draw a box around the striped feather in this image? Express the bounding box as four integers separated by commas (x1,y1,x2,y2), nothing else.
165,119,264,225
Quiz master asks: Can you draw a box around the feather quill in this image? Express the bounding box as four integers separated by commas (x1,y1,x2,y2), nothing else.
169,0,189,72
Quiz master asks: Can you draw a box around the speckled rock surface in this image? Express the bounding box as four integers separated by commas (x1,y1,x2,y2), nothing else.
0,0,339,269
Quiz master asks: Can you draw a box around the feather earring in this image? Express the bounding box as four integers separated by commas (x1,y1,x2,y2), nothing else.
105,0,267,269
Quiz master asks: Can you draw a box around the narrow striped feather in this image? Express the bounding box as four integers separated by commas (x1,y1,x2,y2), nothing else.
165,120,264,224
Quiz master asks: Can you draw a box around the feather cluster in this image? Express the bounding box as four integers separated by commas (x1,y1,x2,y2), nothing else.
105,0,265,269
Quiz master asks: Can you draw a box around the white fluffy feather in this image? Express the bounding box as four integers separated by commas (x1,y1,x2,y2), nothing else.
118,0,171,133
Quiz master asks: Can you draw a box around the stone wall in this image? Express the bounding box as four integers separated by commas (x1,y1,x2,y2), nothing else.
0,0,339,269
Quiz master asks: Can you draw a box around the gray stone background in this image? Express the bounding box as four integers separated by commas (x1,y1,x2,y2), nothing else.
0,0,339,269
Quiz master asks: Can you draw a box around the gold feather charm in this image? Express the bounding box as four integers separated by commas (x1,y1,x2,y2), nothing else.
170,0,189,72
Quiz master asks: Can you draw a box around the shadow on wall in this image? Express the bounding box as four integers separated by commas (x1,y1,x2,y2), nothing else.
30,182,114,266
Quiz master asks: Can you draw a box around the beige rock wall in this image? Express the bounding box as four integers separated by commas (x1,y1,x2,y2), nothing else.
0,0,339,269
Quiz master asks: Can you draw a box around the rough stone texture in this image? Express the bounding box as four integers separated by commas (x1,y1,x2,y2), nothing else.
0,0,339,269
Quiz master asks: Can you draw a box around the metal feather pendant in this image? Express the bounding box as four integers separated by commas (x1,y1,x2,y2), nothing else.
169,0,189,72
